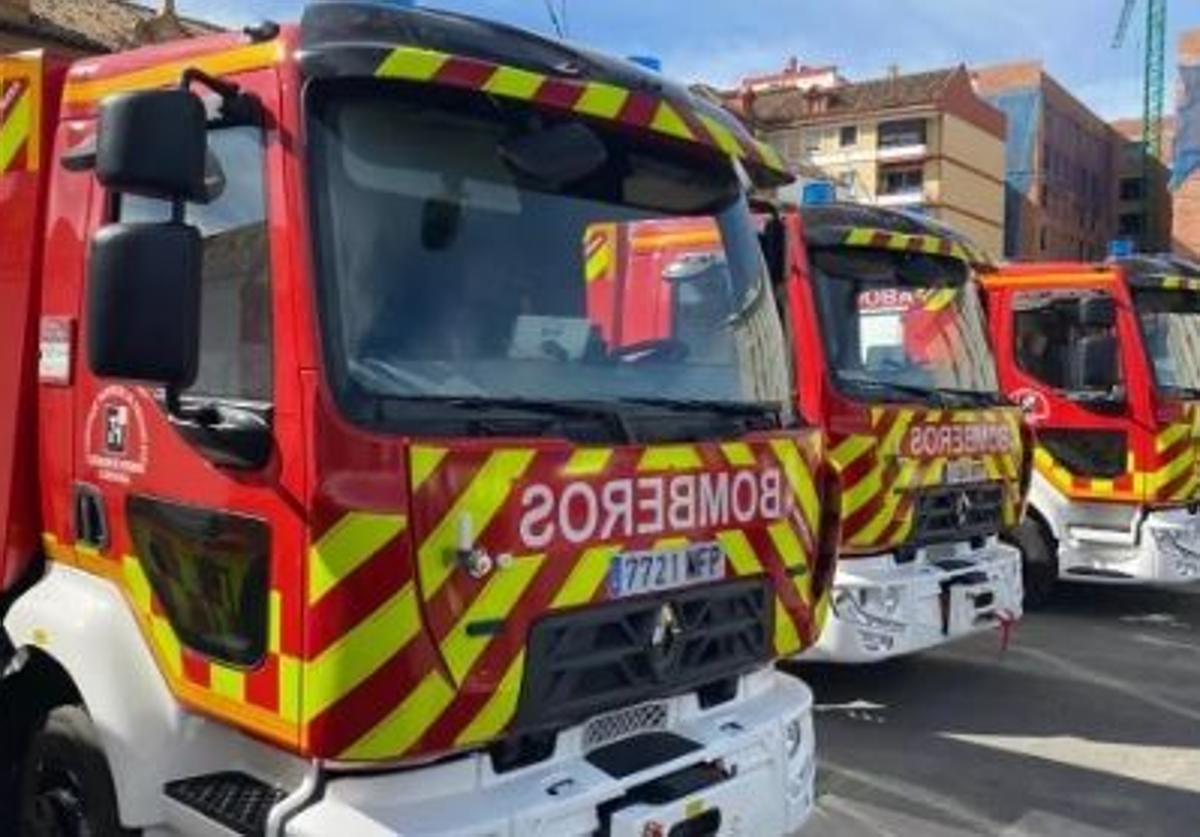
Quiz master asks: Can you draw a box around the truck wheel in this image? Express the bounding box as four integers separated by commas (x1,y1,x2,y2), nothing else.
1011,517,1057,609
18,705,135,837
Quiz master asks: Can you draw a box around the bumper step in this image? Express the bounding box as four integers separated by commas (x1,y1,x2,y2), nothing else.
164,772,286,836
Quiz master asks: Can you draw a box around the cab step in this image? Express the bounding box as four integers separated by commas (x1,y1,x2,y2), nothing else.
164,772,286,836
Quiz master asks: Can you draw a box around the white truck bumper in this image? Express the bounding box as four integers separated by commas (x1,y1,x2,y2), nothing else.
1062,507,1200,585
803,537,1023,663
284,668,815,837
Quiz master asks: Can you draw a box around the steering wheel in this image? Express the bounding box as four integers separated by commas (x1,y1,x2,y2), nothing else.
612,339,691,364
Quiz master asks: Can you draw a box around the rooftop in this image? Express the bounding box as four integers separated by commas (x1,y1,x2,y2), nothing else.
0,0,220,53
727,64,1005,138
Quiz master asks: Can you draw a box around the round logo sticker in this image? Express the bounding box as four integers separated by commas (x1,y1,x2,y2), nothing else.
1012,387,1050,424
84,385,150,484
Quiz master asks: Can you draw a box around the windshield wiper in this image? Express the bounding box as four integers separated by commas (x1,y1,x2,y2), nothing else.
1159,384,1200,400
386,396,634,442
936,387,1007,407
835,376,948,407
617,397,781,419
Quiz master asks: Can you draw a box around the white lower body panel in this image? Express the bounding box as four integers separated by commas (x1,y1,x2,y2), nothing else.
1059,507,1200,585
285,668,816,837
802,538,1024,663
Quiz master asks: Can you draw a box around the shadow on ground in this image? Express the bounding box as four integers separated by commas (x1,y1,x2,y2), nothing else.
788,584,1200,836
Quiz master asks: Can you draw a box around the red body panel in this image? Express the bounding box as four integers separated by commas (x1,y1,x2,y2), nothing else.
0,52,66,591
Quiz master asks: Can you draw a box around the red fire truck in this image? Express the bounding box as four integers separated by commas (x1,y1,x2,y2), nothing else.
984,256,1200,603
594,203,1029,662
0,4,837,834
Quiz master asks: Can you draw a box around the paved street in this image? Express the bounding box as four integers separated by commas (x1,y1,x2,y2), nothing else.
791,584,1200,837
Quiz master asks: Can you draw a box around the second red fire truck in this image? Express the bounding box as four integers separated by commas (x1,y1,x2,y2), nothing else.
590,202,1029,662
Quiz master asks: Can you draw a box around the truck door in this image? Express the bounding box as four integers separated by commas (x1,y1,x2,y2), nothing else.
73,68,305,750
1000,287,1139,503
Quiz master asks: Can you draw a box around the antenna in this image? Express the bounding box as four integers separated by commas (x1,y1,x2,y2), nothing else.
543,0,567,38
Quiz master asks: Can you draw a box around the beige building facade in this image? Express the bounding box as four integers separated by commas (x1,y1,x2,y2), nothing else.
728,65,1007,257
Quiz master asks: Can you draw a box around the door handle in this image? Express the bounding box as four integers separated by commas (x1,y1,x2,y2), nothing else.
73,483,110,550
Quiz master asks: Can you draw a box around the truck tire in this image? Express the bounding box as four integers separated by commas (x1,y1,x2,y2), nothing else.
17,705,136,837
1011,517,1057,609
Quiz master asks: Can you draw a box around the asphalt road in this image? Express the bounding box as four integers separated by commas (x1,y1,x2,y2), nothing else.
789,583,1200,837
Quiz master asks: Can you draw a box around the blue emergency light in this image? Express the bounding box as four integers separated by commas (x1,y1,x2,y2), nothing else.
628,56,663,72
802,181,837,206
1109,238,1136,259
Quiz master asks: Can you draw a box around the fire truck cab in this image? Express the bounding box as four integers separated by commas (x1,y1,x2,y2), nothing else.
761,203,1028,662
0,4,835,835
984,256,1200,603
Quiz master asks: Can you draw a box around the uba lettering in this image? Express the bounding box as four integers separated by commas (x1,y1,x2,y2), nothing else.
519,469,791,548
905,423,1013,457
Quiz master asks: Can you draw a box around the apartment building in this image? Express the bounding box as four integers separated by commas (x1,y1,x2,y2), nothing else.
1175,28,1200,259
973,61,1120,262
1110,117,1175,253
727,63,1007,257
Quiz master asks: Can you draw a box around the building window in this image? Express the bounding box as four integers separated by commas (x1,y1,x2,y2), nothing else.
839,125,858,148
1118,213,1145,236
1119,177,1145,202
879,166,924,196
802,127,836,155
877,118,927,149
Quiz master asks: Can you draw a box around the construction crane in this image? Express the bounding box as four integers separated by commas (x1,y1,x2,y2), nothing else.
1113,0,1168,248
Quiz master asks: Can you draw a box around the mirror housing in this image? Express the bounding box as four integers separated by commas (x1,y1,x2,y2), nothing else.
97,89,208,201
1070,333,1120,392
87,223,202,388
1078,295,1116,329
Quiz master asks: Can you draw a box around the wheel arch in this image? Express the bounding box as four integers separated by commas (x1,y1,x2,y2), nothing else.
3,563,184,828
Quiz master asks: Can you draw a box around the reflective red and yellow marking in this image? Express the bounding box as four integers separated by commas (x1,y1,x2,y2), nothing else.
0,52,42,174
831,408,1025,554
301,433,827,762
842,228,991,268
373,45,787,178
1035,407,1200,505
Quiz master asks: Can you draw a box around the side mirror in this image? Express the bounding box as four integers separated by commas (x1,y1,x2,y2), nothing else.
1070,333,1120,392
1078,295,1116,329
87,223,202,388
97,89,208,201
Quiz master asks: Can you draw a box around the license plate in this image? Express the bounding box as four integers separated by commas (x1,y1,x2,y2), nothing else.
610,543,726,598
945,458,988,485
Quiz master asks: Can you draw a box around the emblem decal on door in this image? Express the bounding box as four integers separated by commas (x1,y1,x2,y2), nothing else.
85,385,149,484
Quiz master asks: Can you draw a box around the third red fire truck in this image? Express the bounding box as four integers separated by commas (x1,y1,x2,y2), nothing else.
984,256,1200,603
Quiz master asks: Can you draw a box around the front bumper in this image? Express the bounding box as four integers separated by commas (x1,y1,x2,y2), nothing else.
285,668,815,837
803,537,1023,663
1061,507,1200,585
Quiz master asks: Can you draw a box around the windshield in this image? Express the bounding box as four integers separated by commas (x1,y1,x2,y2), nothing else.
1133,289,1200,396
810,247,999,401
306,80,791,426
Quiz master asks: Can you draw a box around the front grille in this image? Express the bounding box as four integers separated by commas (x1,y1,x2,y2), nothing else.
582,700,670,752
913,483,1004,545
515,579,771,734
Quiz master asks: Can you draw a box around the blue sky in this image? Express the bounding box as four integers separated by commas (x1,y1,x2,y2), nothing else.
180,1,1200,120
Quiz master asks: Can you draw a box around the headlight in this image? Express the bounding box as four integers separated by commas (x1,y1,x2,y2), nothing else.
785,717,804,760
831,585,906,630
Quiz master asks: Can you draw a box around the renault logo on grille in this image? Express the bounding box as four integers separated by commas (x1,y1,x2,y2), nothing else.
650,603,682,659
956,492,974,527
